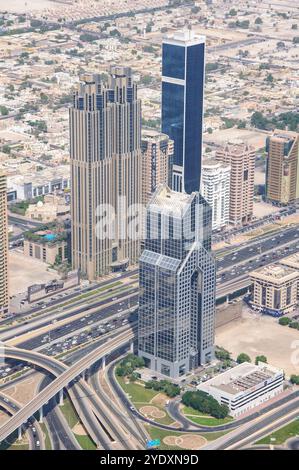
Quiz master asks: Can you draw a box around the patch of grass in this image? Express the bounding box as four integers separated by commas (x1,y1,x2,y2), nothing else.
117,376,158,402
255,419,299,445
0,429,29,450
145,425,228,450
185,415,233,427
60,398,79,429
134,403,175,426
181,405,233,426
182,405,211,417
74,433,97,450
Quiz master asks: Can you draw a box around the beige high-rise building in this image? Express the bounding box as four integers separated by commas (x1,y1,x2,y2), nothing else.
141,130,173,205
0,171,9,316
216,140,255,226
70,67,142,280
266,130,299,206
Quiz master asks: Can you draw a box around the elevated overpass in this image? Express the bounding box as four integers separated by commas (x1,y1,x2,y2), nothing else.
0,327,138,448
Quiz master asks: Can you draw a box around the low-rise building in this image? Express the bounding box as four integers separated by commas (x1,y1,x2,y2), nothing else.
25,194,70,222
250,263,299,316
201,159,230,231
8,166,70,201
197,362,284,417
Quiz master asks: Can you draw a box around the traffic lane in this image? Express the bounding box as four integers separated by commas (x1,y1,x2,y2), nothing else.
17,297,138,350
1,281,138,341
207,399,299,450
0,268,138,325
217,226,299,271
89,361,145,449
0,396,39,450
38,375,79,450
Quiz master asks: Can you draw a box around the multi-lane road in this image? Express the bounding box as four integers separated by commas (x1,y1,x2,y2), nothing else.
1,221,299,449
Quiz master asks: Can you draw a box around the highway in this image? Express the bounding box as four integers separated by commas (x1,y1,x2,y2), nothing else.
37,375,80,450
1,222,299,449
202,397,299,450
88,360,148,448
0,327,137,447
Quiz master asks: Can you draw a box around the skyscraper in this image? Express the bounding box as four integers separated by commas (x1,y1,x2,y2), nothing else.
162,31,205,194
0,171,9,316
70,67,142,280
265,130,299,206
141,130,173,205
216,140,255,226
201,159,231,231
138,185,216,379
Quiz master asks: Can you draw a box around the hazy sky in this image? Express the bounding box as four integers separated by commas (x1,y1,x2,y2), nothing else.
0,0,55,13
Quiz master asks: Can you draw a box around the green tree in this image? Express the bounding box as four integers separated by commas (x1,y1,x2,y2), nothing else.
279,316,291,326
237,353,251,364
255,17,263,25
215,348,231,361
290,375,299,385
251,111,269,130
293,37,299,44
0,105,8,116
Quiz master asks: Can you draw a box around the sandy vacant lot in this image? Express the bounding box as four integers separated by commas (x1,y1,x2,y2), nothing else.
216,308,299,377
253,201,279,218
2,372,44,405
9,250,57,296
204,128,268,151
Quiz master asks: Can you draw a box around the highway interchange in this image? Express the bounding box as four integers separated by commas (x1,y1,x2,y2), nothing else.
1,221,299,450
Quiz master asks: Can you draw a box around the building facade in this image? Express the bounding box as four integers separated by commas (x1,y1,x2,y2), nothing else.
141,130,173,205
250,263,299,316
138,185,216,379
201,159,230,231
70,67,142,280
266,130,299,206
0,171,9,316
216,140,255,226
24,239,68,265
197,362,284,417
162,31,205,194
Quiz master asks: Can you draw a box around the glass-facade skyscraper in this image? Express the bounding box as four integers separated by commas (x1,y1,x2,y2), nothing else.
138,185,216,379
162,31,205,194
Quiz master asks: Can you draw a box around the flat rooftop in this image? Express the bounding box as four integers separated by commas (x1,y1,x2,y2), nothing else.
163,30,205,47
250,263,298,282
149,185,193,216
280,252,299,269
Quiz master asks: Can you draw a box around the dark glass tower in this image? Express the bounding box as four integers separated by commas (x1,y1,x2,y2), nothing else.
162,31,205,194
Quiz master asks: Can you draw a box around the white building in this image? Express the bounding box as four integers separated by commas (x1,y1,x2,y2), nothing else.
197,362,284,417
201,159,230,231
